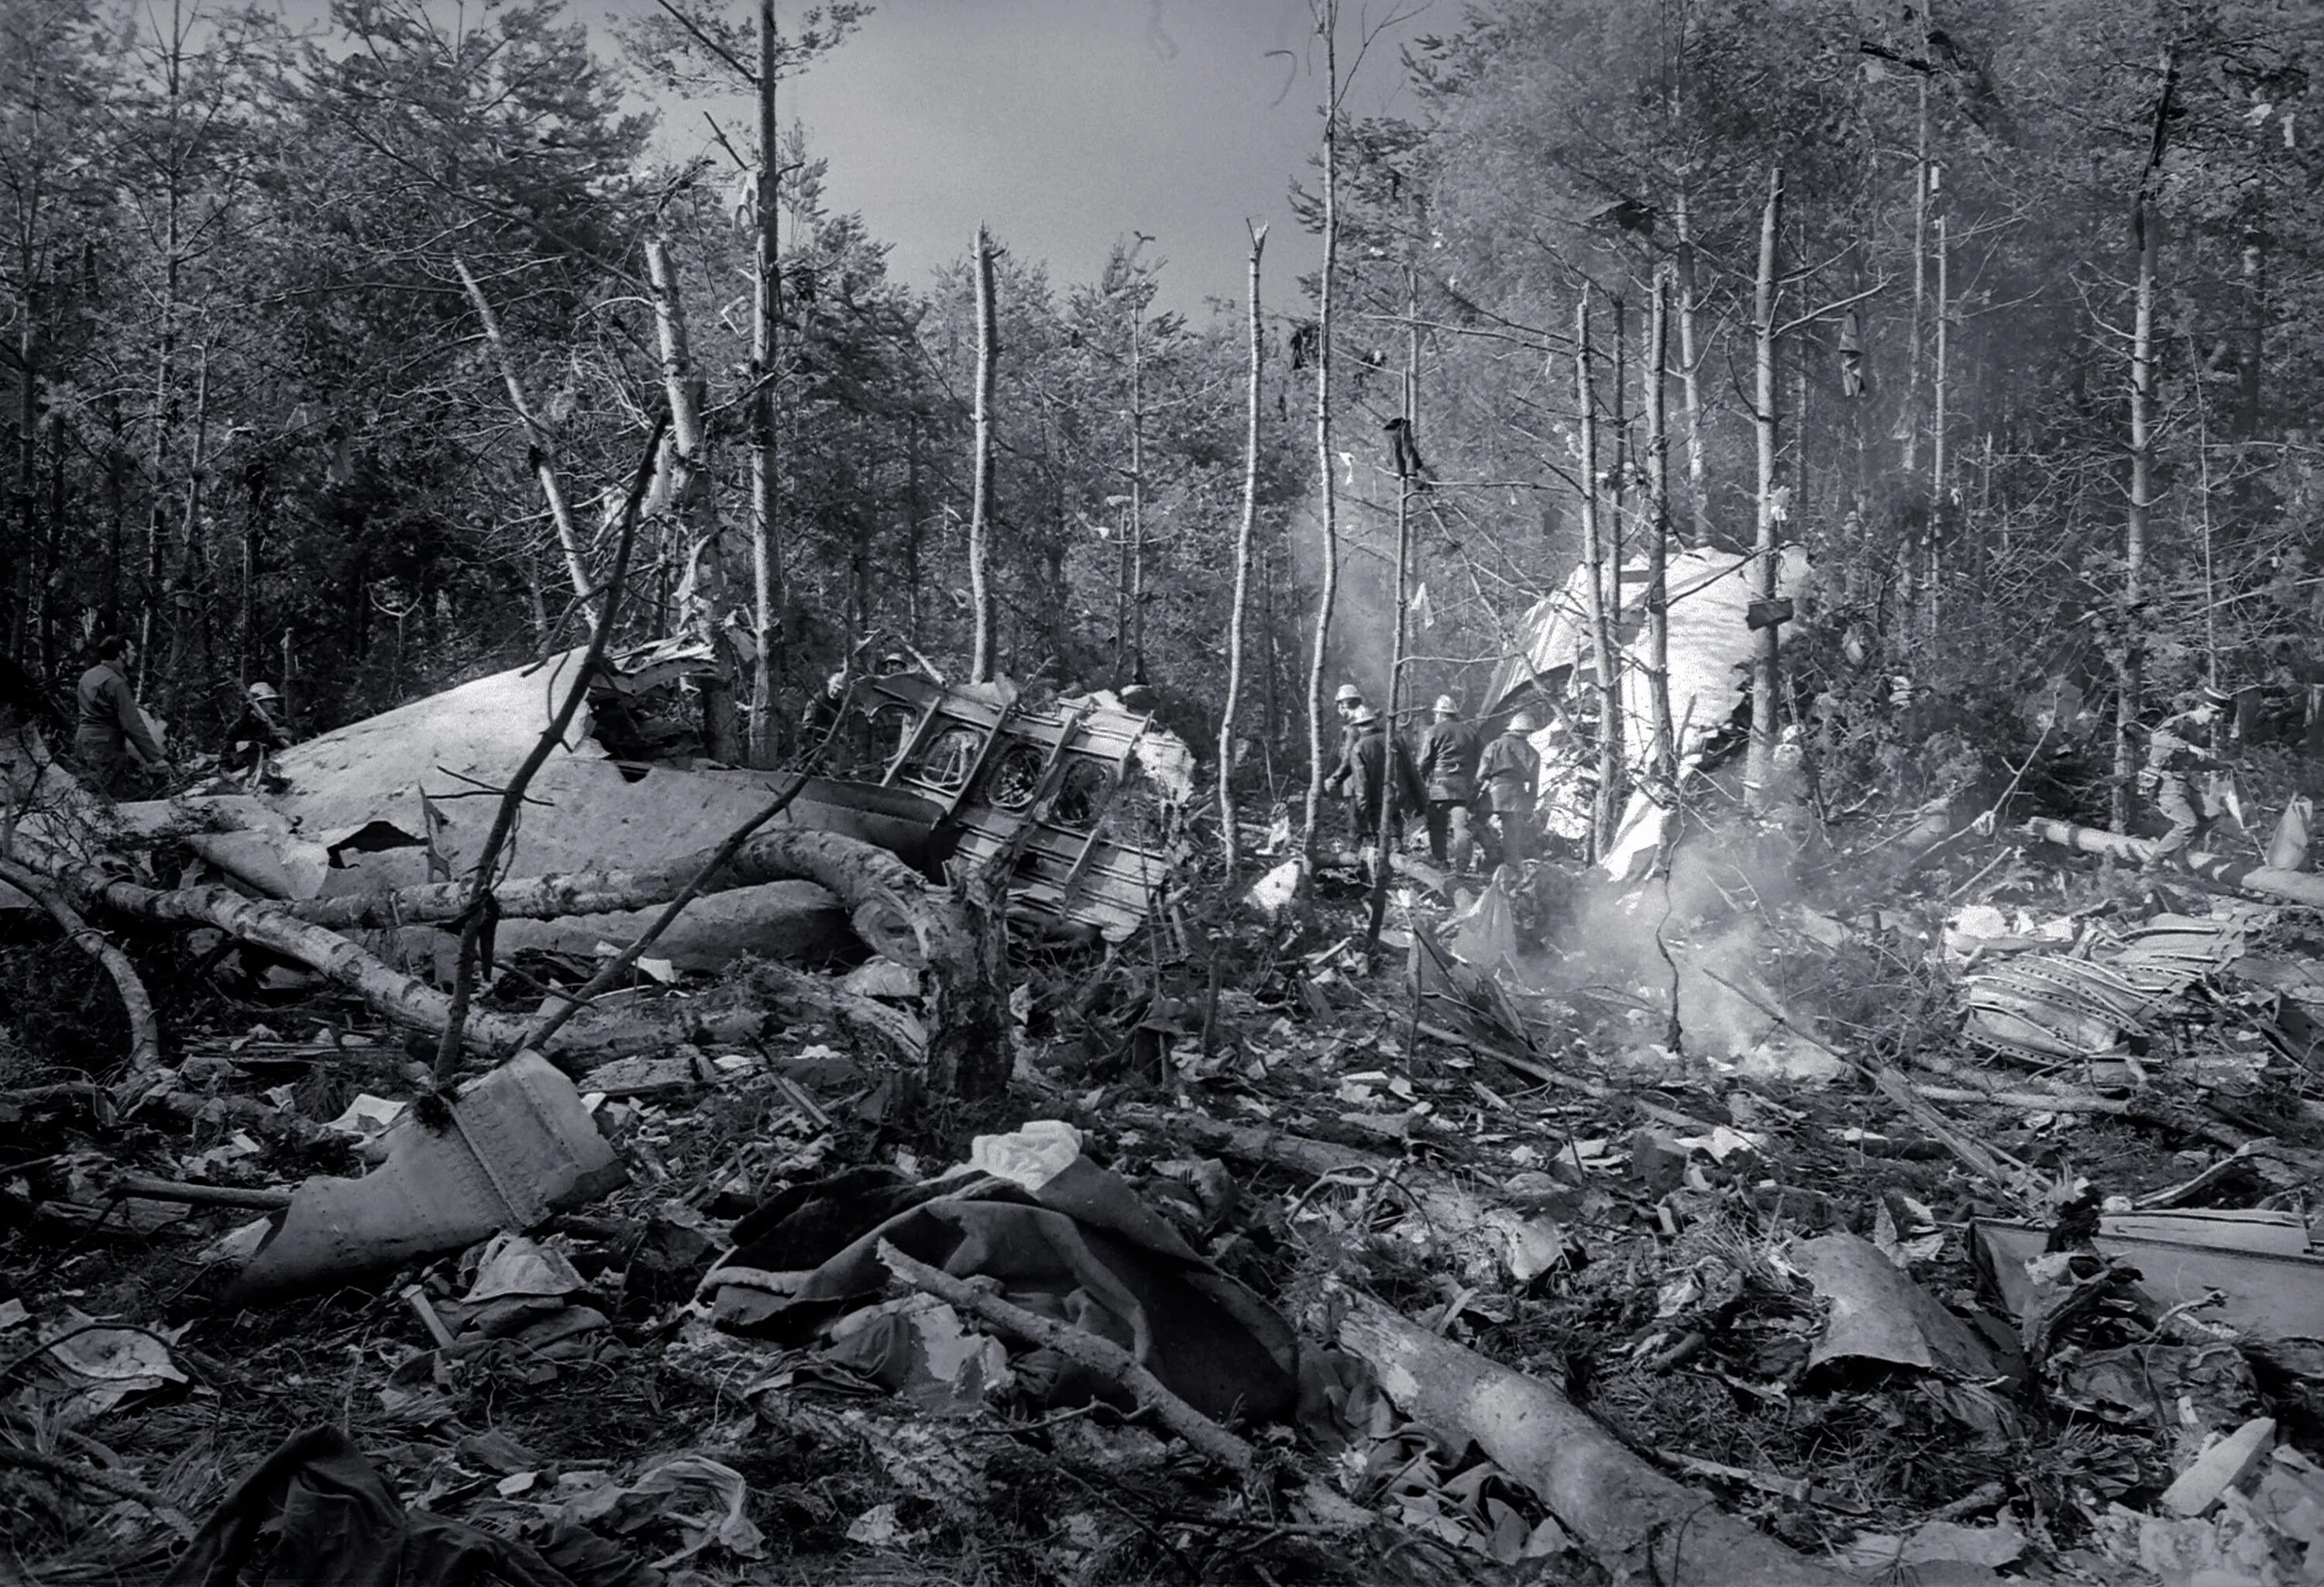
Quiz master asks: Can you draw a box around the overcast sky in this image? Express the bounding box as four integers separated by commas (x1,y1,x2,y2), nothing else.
258,0,1439,315
764,0,1434,312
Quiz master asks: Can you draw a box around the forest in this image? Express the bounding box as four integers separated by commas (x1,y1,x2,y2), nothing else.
5,0,2313,826
10,1,2324,1584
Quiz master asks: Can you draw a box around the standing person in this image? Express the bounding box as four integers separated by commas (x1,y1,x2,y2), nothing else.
1417,694,1480,870
75,637,168,797
1477,711,1542,869
1322,682,1367,838
225,682,293,788
2142,689,2229,869
1345,705,1423,871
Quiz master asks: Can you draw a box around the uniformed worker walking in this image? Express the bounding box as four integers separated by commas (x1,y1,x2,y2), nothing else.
1477,711,1542,869
1416,694,1480,871
1344,705,1425,869
75,636,169,797
2142,689,2230,869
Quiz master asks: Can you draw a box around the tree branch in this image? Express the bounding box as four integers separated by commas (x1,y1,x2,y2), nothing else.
430,407,669,1086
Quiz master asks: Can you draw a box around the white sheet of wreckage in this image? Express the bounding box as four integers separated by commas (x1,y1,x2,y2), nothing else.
1487,546,1813,883
79,648,1189,957
97,648,883,968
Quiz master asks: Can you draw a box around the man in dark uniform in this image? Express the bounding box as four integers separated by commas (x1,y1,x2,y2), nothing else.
1346,705,1424,867
75,636,168,797
1477,711,1542,869
1416,693,1480,871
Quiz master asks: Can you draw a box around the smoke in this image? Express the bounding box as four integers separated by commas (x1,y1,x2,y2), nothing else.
1549,814,1836,1073
1286,477,1480,724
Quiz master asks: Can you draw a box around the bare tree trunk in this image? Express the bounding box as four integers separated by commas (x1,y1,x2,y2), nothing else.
1673,185,1708,542
905,415,923,644
139,2,186,691
2240,212,2264,438
2116,50,2175,834
1299,0,1342,864
1929,205,1949,633
1902,77,1929,477
456,260,597,627
1575,292,1619,859
161,350,211,717
1367,263,1418,954
748,0,783,763
647,236,741,763
1746,167,1784,814
2117,201,2159,835
1606,295,1627,618
12,270,31,665
1127,306,1146,683
238,459,266,693
968,225,999,683
1645,265,1676,783
1219,225,1267,883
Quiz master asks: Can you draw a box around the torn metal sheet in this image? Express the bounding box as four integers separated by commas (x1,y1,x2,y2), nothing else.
1975,1214,2324,1344
849,672,1191,942
1485,547,1813,883
1793,1231,1999,1379
1962,912,2256,1061
128,648,1183,953
225,1051,625,1304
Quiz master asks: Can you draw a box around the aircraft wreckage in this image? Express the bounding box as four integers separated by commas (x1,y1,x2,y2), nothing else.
91,645,1195,969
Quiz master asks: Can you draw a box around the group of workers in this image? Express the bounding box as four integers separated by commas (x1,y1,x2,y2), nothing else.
33,628,2264,876
60,635,293,798
1322,683,1542,874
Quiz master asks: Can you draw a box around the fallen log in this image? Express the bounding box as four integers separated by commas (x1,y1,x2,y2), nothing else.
19,845,740,1069
0,855,160,1074
289,826,1003,1098
2019,817,2324,907
50,867,548,1058
285,827,926,960
1335,1291,1878,1587
107,1174,294,1211
20,828,1005,1097
877,1238,1257,1474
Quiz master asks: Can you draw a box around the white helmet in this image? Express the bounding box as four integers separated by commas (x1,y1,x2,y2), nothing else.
1334,683,1363,705
248,682,280,704
1432,694,1458,714
1508,711,1538,733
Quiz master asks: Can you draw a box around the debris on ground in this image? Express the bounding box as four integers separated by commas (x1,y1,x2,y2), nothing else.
13,641,2324,1587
